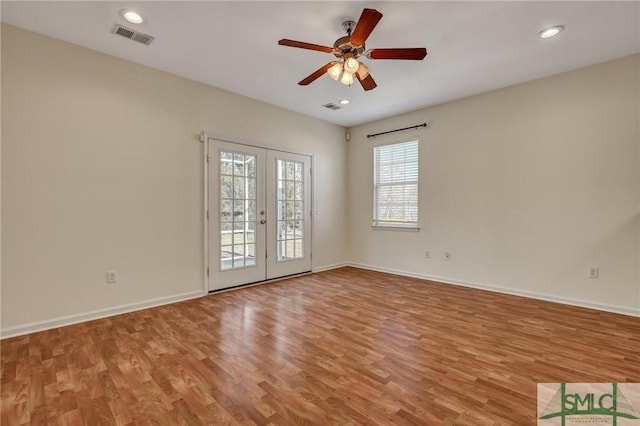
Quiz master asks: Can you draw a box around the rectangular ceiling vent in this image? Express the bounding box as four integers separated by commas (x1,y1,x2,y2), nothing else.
322,103,342,111
111,24,154,46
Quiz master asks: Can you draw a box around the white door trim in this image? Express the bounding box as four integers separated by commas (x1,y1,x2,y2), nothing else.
202,132,209,294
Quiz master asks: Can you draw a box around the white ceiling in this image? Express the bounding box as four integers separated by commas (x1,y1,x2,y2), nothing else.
2,1,639,127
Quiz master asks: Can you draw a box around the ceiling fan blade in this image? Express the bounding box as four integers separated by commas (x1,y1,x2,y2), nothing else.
350,8,383,47
356,73,377,91
278,39,333,53
298,62,334,85
368,48,427,60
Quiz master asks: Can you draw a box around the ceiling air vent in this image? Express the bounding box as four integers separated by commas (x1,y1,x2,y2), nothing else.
111,24,154,46
322,103,342,110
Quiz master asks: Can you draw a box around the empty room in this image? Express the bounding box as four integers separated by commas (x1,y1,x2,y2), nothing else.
1,1,639,425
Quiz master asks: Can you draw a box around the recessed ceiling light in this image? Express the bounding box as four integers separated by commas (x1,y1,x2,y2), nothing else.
338,99,350,105
121,10,144,24
538,25,564,39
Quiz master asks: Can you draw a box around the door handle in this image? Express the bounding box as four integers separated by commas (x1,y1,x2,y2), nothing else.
260,219,266,224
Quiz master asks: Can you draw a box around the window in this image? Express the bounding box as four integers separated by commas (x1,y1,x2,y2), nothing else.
373,140,419,228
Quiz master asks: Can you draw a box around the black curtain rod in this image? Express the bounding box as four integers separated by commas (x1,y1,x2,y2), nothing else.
367,123,427,139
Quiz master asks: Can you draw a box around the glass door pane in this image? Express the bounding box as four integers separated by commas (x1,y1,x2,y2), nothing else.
219,150,258,270
275,159,305,261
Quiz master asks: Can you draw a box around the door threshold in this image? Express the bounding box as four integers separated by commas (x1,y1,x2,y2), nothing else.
208,270,312,294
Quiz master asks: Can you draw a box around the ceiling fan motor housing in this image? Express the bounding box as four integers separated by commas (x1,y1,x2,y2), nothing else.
333,35,365,58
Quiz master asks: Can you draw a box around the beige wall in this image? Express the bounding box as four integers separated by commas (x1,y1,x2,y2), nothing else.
348,54,640,314
1,24,348,333
2,24,639,336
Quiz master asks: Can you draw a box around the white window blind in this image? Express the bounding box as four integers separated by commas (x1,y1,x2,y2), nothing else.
373,140,419,227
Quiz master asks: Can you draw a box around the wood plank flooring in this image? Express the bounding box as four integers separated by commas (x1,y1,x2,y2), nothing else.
1,267,639,425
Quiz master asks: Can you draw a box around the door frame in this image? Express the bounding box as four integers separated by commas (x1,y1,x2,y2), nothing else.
202,132,314,293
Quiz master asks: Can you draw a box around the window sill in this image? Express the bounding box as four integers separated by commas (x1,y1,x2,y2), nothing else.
371,225,420,232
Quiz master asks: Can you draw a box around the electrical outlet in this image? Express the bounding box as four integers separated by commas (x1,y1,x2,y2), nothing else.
107,270,118,284
425,250,430,259
588,267,599,279
445,252,451,261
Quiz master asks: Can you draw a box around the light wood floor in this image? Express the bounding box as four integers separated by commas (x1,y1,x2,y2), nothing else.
1,267,638,425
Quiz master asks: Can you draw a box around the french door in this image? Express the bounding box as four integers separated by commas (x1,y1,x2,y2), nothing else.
207,139,312,291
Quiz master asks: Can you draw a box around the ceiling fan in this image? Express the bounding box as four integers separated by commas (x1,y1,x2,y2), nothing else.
278,8,427,91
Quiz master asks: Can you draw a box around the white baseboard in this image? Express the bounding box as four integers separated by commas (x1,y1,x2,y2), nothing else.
3,262,637,339
312,262,350,273
348,262,640,317
1,290,206,339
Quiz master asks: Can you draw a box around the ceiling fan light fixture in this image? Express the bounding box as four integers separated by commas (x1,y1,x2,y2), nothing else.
340,72,354,86
538,25,564,39
327,62,343,80
356,62,370,79
344,57,360,74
